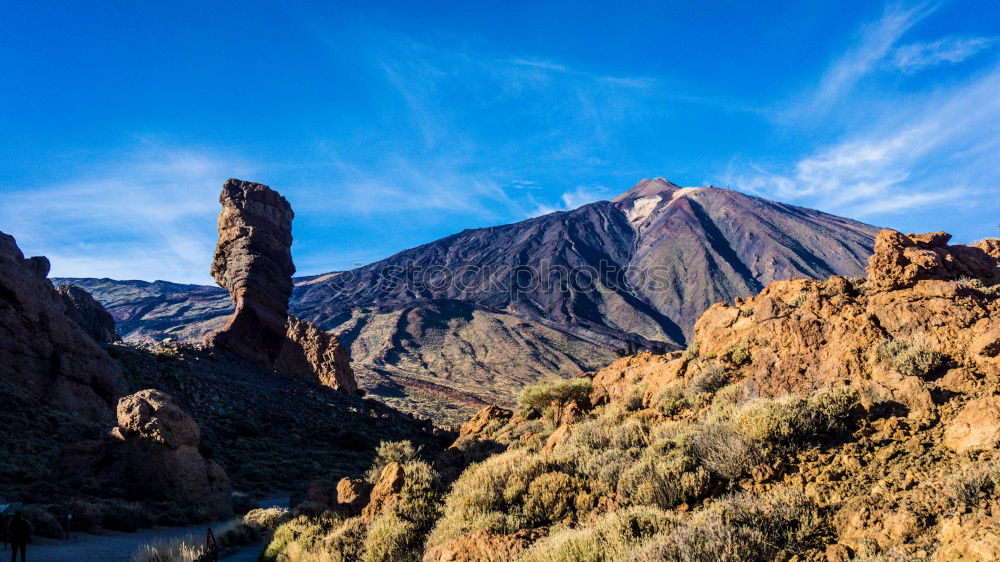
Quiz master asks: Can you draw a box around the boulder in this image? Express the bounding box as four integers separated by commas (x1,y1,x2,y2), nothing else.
361,462,406,521
56,285,120,343
0,231,124,422
59,389,231,518
459,405,512,437
336,477,372,515
943,397,1000,453
116,389,200,448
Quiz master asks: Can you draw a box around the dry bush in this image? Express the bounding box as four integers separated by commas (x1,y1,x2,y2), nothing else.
518,377,593,419
366,440,419,483
878,339,946,378
651,384,689,417
625,488,821,562
131,535,203,562
519,506,679,562
263,512,347,562
687,365,730,395
694,386,858,481
428,448,554,546
243,506,291,532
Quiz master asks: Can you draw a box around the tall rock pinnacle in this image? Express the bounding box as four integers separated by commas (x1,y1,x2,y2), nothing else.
206,178,357,394
207,179,296,366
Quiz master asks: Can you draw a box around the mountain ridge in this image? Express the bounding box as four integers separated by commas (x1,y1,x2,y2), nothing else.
55,179,880,422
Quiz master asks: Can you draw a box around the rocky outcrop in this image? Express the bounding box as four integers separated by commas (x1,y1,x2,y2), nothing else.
56,284,120,343
943,396,1000,453
0,231,124,422
59,389,231,518
867,230,1000,291
277,315,357,393
205,179,356,393
206,179,296,366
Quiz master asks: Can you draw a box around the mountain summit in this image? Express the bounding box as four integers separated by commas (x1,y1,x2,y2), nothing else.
610,177,684,202
58,178,880,421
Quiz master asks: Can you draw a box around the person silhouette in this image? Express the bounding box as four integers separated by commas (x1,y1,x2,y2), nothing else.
8,512,29,562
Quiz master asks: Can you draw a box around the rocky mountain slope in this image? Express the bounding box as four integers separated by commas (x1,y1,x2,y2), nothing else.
261,229,1000,561
0,180,446,533
57,178,880,422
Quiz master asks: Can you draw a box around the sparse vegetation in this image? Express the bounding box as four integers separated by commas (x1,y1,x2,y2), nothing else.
878,339,946,378
366,441,420,483
518,377,593,419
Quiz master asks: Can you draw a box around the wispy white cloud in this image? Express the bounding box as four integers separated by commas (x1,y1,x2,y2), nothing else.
0,147,250,284
892,35,998,73
800,2,939,115
729,61,1000,217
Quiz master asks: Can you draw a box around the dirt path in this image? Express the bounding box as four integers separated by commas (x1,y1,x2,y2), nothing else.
26,495,289,562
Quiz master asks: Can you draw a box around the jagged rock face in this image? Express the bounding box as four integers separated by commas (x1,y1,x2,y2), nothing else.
59,389,231,518
205,179,357,394
594,230,1000,423
56,285,120,343
867,230,1000,291
207,178,296,366
277,315,357,393
0,231,124,423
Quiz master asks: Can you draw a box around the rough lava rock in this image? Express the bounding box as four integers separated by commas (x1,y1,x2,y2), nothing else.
59,389,231,518
206,179,296,366
589,231,1000,425
0,231,124,422
866,230,1000,291
277,315,357,393
205,179,356,393
56,284,120,343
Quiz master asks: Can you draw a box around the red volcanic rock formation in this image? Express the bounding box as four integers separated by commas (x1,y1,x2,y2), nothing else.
278,315,358,394
0,231,124,423
60,389,232,518
866,230,1000,291
57,284,121,344
206,179,296,366
205,179,357,393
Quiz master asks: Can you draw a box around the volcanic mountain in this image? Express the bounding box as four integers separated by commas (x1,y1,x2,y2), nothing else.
59,178,879,422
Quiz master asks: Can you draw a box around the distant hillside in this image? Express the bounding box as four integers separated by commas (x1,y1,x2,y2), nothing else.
56,178,879,421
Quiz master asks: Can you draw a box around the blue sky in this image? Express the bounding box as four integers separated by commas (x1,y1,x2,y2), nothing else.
2,0,998,284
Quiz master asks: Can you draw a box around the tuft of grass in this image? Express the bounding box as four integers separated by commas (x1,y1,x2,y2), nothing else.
131,534,203,562
878,339,947,378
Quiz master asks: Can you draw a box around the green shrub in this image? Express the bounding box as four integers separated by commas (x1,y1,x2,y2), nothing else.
520,506,678,562
878,339,946,378
427,449,553,546
263,512,346,562
519,378,593,419
688,365,731,395
626,488,820,562
694,387,858,481
651,385,689,417
364,512,421,562
367,440,419,483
